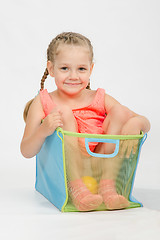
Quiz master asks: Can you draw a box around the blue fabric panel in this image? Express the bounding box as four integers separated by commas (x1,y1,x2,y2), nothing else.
35,130,67,210
129,133,147,206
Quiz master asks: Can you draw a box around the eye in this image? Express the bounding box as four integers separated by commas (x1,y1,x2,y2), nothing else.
61,67,68,71
79,67,86,71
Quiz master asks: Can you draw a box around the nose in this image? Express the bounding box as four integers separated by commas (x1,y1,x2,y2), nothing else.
69,70,79,80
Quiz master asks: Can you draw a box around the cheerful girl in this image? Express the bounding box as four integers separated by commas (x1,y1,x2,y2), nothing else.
21,32,150,211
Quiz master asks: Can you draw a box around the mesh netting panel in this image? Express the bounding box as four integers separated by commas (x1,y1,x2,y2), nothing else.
63,134,142,212
36,129,146,212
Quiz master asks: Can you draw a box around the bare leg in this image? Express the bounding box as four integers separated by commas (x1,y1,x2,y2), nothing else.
61,106,103,211
61,105,82,181
93,105,133,209
95,105,133,179
102,105,133,155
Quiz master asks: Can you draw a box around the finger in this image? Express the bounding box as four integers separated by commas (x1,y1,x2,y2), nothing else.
43,115,63,128
51,110,62,118
54,120,63,128
44,115,61,123
48,112,62,122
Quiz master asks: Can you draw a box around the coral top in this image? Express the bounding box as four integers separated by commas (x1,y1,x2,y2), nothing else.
40,88,106,151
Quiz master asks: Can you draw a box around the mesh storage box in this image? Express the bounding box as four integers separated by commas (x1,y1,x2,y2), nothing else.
35,128,147,212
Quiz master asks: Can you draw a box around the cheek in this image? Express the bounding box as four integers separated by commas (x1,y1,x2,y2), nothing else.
54,74,66,85
54,72,63,80
83,76,90,86
57,71,68,78
83,74,90,81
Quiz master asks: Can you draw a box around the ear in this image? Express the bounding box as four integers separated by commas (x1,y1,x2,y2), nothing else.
47,61,55,77
90,63,94,75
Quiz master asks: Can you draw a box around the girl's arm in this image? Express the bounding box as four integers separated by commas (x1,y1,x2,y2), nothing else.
104,94,151,134
20,95,63,158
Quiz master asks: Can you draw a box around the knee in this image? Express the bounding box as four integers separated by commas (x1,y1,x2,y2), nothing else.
109,104,133,124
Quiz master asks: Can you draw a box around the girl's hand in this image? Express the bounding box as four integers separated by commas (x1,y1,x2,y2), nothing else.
40,107,63,138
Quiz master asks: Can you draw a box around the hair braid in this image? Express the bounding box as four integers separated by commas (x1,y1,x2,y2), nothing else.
86,81,91,90
40,68,49,91
23,32,93,122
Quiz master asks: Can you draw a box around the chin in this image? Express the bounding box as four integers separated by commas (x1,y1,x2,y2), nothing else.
64,88,83,96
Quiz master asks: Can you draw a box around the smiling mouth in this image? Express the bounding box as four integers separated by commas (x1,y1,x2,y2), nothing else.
64,82,81,86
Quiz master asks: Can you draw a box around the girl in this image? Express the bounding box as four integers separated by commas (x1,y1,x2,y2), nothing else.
21,32,150,211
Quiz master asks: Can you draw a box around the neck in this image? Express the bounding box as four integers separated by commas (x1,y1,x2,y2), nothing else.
56,89,86,100
55,88,87,104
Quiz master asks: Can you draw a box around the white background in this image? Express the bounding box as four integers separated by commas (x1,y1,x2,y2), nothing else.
0,1,160,239
0,0,160,199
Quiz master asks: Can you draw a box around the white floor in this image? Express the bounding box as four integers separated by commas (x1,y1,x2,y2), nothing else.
0,187,160,240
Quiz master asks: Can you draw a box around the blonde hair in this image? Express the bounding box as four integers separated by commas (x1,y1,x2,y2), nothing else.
23,32,93,122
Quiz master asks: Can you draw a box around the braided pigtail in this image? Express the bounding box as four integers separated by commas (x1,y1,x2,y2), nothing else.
23,68,49,122
86,81,91,90
23,32,94,122
23,98,34,122
40,68,49,91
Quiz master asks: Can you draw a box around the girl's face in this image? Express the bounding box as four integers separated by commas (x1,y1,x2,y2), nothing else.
48,44,94,96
